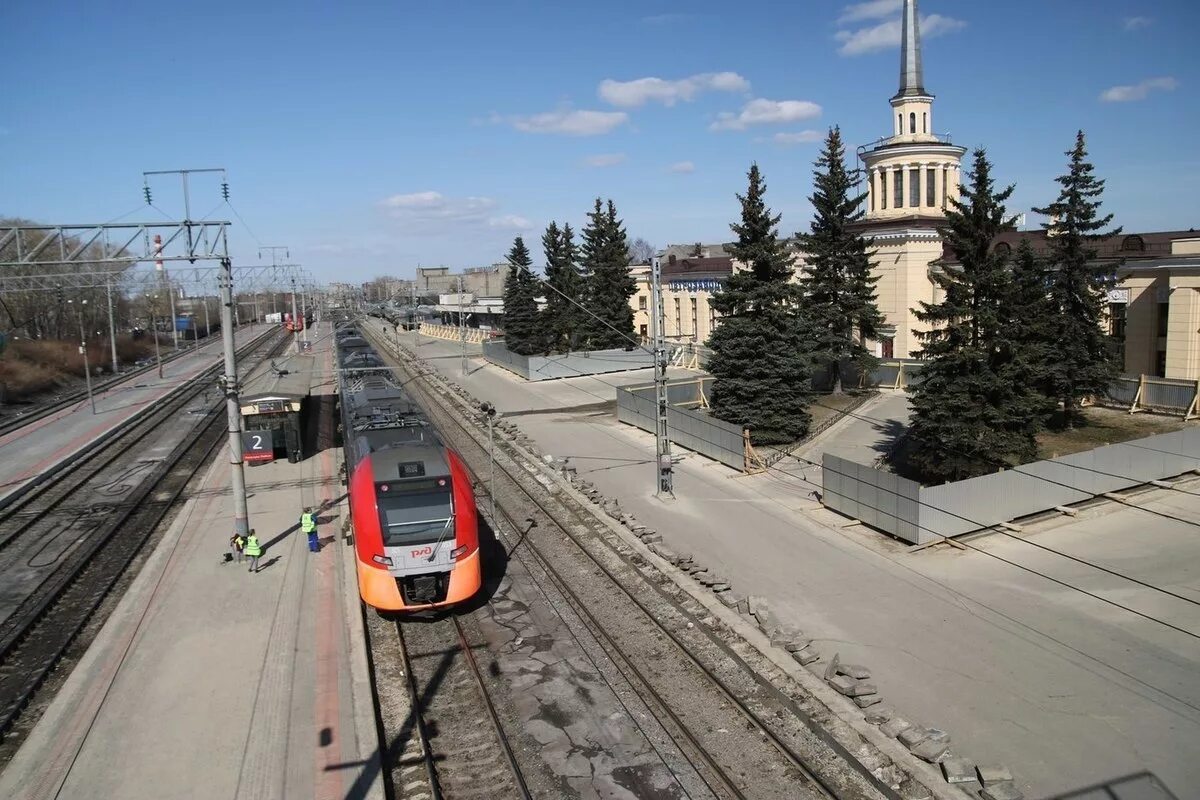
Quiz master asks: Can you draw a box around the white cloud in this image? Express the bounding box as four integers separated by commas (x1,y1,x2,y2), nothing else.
668,161,695,173
598,71,750,107
837,0,900,24
1123,16,1152,31
1100,76,1178,102
488,215,533,230
711,98,822,131
508,108,628,136
583,153,627,167
835,14,966,56
771,130,823,146
379,191,530,234
380,190,446,210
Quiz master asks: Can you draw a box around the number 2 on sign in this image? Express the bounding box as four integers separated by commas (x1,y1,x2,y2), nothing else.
251,435,264,449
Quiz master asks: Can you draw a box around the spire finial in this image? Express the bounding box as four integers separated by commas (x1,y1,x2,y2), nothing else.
896,0,925,98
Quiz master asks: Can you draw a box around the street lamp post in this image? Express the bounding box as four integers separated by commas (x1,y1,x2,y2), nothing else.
481,402,497,525
69,299,96,414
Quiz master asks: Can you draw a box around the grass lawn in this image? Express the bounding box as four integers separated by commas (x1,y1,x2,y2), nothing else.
1037,406,1193,459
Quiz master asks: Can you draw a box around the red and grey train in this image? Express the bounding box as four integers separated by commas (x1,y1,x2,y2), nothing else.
337,327,481,611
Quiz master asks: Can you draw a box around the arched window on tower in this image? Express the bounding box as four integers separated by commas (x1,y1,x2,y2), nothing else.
909,113,916,134
897,114,902,135
923,113,927,133
1121,235,1145,253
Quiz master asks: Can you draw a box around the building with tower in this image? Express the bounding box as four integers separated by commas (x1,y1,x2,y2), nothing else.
853,0,966,358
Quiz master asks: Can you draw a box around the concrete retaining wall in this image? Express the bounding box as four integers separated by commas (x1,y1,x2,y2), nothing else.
824,428,1200,544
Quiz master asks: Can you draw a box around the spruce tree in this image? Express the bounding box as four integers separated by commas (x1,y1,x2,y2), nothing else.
579,198,636,350
907,149,1037,481
501,236,541,356
797,127,885,393
1033,131,1121,428
541,221,583,352
1007,238,1058,428
708,164,812,444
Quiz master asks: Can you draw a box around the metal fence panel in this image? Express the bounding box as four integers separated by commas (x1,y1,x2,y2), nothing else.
828,429,1200,544
1104,377,1139,406
616,380,745,471
822,454,923,541
1142,378,1197,411
481,339,530,378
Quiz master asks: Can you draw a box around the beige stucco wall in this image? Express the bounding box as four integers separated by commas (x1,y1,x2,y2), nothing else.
1117,269,1200,380
630,271,724,345
1165,279,1200,379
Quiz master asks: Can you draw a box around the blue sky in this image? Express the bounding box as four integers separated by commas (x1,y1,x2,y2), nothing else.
2,0,1197,284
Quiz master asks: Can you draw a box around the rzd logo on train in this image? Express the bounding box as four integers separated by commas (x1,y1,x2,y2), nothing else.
411,546,433,558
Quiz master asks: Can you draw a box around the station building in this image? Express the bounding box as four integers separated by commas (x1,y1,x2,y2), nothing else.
629,0,1199,380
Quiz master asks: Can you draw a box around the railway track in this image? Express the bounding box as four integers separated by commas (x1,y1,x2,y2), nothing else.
0,328,289,742
366,322,894,800
387,614,531,800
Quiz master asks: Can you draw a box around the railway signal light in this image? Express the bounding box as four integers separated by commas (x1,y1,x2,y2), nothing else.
56,285,64,304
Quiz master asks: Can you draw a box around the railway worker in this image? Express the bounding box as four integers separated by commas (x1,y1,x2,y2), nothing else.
301,507,319,553
228,532,245,564
244,530,263,573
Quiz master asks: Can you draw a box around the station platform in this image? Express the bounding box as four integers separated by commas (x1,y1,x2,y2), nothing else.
367,320,1200,798
0,327,273,505
0,324,383,800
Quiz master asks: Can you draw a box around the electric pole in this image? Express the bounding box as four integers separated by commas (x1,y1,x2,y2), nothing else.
290,271,300,353
105,276,119,375
459,275,467,376
651,255,674,497
68,298,97,414
218,257,250,537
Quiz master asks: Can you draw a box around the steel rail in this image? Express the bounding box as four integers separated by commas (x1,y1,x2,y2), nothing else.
450,616,532,800
393,616,532,800
0,332,235,441
0,327,276,517
366,324,867,800
0,331,290,741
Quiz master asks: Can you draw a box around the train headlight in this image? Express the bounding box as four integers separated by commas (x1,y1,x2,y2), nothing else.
451,545,469,561
371,554,393,566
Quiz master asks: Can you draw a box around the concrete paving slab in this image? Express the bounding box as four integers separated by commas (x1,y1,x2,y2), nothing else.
0,324,382,800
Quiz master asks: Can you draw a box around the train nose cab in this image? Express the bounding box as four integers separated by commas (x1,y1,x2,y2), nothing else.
352,447,480,610
376,474,457,605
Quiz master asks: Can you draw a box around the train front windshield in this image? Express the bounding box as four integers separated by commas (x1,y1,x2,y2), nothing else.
376,481,453,546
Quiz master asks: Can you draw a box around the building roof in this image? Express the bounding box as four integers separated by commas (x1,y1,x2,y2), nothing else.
936,228,1200,265
662,256,733,278
660,242,734,261
896,0,926,99
241,353,314,402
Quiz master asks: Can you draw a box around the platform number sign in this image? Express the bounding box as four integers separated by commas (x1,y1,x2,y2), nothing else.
242,430,275,464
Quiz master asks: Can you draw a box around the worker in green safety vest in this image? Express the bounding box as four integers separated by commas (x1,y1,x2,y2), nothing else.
302,508,319,553
244,531,263,573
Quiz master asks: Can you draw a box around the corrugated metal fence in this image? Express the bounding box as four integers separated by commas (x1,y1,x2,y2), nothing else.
482,339,655,381
616,377,748,471
823,427,1200,544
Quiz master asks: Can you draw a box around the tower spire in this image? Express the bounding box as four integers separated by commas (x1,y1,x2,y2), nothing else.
896,0,925,98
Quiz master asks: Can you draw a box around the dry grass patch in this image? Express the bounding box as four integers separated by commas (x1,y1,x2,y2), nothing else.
1037,406,1192,459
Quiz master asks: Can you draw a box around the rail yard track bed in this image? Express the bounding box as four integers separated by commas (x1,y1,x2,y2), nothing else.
362,325,905,800
0,329,289,754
